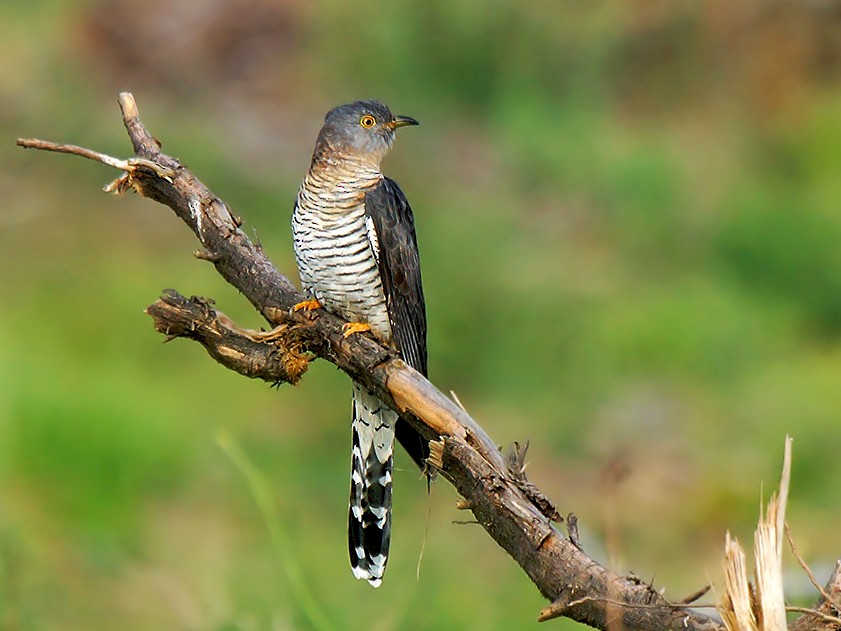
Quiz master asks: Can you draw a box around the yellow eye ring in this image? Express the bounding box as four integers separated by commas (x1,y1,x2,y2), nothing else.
360,115,376,129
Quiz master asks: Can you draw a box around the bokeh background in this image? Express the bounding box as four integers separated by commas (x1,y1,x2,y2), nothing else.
4,1,841,629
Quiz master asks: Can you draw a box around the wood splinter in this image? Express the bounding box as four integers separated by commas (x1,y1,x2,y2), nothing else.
427,438,445,470
538,596,571,623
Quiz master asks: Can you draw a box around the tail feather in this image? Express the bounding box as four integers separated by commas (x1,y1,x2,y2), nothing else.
348,384,396,587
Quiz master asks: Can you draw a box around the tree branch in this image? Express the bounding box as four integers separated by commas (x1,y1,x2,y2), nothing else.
17,92,735,629
145,290,314,385
790,561,841,631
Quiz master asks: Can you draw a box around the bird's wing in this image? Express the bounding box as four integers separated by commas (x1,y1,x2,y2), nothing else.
364,177,428,377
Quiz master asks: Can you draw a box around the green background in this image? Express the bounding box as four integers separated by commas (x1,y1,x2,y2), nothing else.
4,1,841,629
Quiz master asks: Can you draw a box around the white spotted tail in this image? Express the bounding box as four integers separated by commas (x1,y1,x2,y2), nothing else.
348,383,396,587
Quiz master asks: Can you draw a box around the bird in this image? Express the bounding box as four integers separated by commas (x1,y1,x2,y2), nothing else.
291,100,428,587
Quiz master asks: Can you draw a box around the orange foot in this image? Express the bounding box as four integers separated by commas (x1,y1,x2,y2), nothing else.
292,299,322,312
342,322,372,338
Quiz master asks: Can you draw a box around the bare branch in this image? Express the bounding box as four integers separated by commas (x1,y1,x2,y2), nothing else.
787,525,841,615
678,585,712,606
790,561,841,631
17,91,727,631
17,137,133,170
787,606,841,628
145,290,314,385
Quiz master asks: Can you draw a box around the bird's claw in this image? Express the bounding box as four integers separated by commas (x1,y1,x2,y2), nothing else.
292,299,322,313
342,322,372,338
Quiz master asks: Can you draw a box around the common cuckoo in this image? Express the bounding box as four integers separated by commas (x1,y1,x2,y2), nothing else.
292,100,427,587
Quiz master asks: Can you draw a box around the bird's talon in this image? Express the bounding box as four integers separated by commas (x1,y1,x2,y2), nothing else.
342,322,372,338
292,299,322,312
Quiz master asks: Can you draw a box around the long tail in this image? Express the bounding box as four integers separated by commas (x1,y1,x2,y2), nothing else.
348,383,396,588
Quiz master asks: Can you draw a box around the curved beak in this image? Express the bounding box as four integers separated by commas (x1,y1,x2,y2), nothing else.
384,115,419,130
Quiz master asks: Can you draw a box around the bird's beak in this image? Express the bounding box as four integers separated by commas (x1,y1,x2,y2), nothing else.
384,115,419,130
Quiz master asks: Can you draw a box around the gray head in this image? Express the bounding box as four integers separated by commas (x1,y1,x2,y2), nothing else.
314,100,418,164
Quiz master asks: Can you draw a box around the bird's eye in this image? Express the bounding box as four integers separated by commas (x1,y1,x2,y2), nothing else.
360,115,376,129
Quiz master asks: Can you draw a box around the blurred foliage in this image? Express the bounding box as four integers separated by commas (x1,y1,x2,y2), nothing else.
4,0,841,629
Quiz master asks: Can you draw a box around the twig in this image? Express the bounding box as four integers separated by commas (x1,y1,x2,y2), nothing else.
677,585,711,606
786,524,841,612
538,594,720,623
785,606,841,626
15,138,175,185
16,138,131,170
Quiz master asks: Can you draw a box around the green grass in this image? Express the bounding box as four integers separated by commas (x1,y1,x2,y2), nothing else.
217,430,333,631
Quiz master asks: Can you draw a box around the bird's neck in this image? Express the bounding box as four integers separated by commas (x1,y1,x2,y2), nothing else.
300,152,383,215
309,149,383,189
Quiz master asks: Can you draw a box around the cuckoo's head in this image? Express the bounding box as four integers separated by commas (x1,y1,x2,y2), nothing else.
314,100,418,164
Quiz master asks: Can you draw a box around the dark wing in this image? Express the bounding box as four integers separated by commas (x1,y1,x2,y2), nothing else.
364,177,428,377
365,177,430,472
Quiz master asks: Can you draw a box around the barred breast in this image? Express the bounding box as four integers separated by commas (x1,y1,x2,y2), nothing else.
292,168,393,342
292,160,399,587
